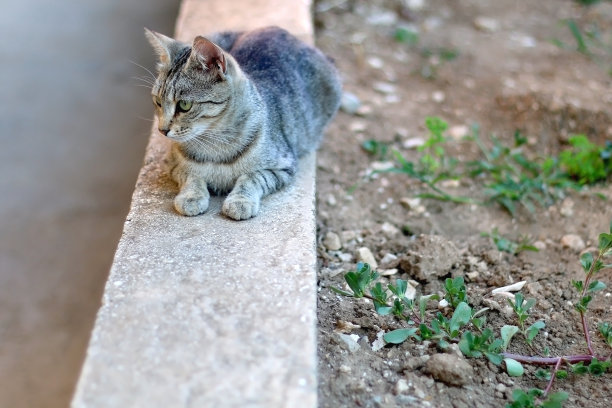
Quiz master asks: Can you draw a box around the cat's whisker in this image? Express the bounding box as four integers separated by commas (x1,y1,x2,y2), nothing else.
136,115,155,122
128,60,157,82
131,76,156,86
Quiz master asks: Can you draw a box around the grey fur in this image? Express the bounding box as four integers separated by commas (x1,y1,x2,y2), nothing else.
145,27,341,220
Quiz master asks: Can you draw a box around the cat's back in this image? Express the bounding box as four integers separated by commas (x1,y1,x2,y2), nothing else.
227,27,341,155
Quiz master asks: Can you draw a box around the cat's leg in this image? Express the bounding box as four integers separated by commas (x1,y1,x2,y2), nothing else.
174,176,210,216
222,168,294,220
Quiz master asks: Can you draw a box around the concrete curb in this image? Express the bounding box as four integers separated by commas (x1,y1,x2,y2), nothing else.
71,1,318,407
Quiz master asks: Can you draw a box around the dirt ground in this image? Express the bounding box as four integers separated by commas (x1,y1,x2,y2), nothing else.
313,1,612,407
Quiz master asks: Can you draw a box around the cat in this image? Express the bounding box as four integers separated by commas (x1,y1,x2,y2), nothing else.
145,26,342,220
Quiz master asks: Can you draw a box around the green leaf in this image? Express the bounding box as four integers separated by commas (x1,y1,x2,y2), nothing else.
526,321,546,343
571,362,588,374
541,392,569,408
501,325,519,351
418,294,439,320
504,358,524,377
330,286,354,297
599,232,612,252
556,370,568,379
449,302,472,334
485,352,503,365
587,280,606,293
580,252,594,272
384,328,418,344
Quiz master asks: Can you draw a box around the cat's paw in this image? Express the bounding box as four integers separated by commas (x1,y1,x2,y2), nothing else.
174,192,209,216
222,195,260,220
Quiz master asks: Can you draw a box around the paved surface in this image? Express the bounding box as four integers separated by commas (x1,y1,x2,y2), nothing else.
0,1,179,407
72,0,319,407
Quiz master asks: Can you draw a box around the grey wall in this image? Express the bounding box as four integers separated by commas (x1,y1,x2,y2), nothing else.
0,1,180,406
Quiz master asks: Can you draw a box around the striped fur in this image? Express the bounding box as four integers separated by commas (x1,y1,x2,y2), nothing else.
146,27,341,220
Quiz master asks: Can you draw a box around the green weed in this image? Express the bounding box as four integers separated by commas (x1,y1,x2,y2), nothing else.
482,228,539,255
332,220,612,407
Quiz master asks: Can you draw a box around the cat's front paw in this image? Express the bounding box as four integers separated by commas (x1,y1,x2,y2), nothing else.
174,192,210,216
222,195,260,220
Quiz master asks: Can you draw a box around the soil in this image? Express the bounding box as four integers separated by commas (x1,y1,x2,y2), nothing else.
313,1,612,407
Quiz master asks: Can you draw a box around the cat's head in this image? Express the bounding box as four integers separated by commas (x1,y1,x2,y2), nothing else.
145,29,233,142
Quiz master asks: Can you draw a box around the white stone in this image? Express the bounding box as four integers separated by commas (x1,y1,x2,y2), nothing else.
323,231,342,251
356,247,378,269
473,16,500,32
561,234,586,251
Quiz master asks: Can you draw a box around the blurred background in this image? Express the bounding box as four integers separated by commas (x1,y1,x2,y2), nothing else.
0,0,179,406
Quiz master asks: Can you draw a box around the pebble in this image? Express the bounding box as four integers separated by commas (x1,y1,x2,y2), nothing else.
366,10,398,26
533,240,546,250
373,81,396,95
380,253,399,267
395,379,410,395
341,230,358,243
473,16,500,32
372,330,386,352
424,353,474,386
335,320,361,333
340,91,361,115
406,0,425,10
496,383,507,393
357,247,378,269
403,137,425,149
432,91,445,103
381,222,401,238
560,234,586,252
399,197,422,210
323,231,342,251
448,124,469,140
350,121,367,133
560,198,574,217
367,56,384,69
379,268,398,276
337,252,353,263
336,333,360,353
369,161,395,172
326,194,337,207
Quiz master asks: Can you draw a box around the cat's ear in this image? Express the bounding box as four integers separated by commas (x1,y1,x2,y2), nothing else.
145,28,183,69
188,36,227,78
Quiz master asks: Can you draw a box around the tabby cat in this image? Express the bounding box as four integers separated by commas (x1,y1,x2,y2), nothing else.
145,26,341,220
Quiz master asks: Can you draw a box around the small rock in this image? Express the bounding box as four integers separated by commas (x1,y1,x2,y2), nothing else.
432,91,445,103
356,105,372,116
561,234,585,252
424,353,474,386
473,16,500,32
440,179,460,188
381,222,401,238
372,330,386,352
395,379,410,395
399,197,421,210
438,299,450,309
404,282,417,300
336,333,360,353
323,231,342,251
367,56,384,69
560,198,574,217
373,81,396,95
337,252,353,263
379,268,399,276
533,240,546,250
406,0,425,10
380,253,399,267
341,230,358,243
399,235,461,281
340,92,361,115
466,271,480,280
403,137,426,149
448,125,469,140
326,194,337,207
369,161,395,172
338,364,352,373
357,247,378,269
350,121,367,133
366,10,398,26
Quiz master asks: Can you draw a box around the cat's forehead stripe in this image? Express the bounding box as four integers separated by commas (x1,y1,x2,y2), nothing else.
162,46,191,97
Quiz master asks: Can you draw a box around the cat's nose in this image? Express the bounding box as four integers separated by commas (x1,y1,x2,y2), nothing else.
158,127,170,136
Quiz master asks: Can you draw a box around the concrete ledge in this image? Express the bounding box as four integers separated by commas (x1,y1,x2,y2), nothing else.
72,1,318,407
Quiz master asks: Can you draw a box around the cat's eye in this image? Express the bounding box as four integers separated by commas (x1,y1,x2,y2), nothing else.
177,100,193,112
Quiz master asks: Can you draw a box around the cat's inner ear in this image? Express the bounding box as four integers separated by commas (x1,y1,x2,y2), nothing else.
190,36,227,76
145,28,181,68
